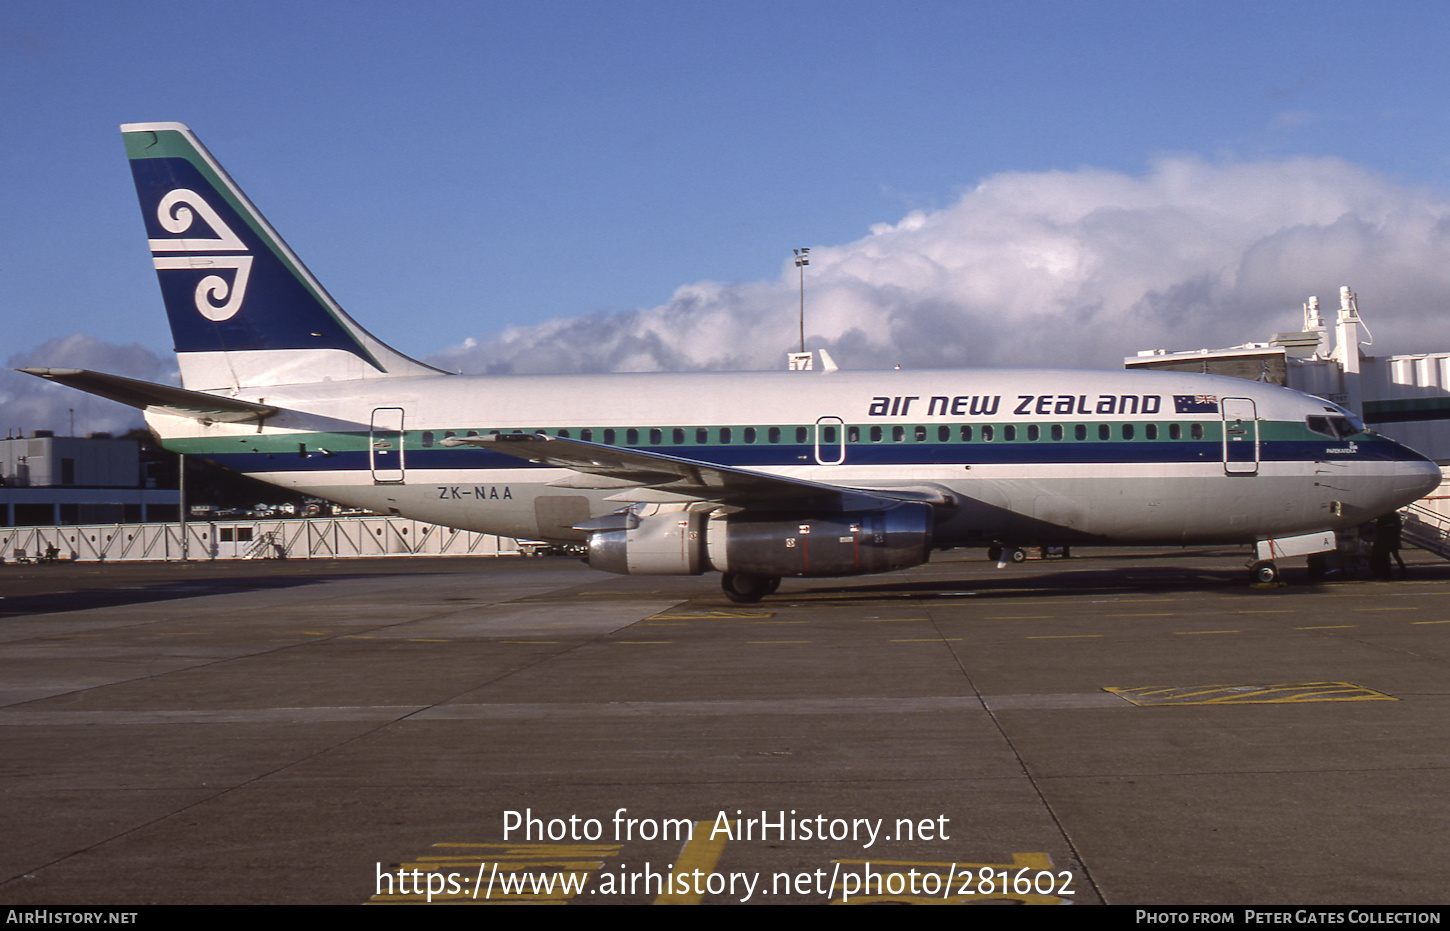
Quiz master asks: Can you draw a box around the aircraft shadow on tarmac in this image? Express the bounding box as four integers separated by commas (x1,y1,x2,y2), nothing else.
783,549,1450,603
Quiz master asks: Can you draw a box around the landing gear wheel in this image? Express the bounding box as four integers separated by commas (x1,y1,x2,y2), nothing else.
1251,561,1279,584
722,572,776,603
1009,547,1028,563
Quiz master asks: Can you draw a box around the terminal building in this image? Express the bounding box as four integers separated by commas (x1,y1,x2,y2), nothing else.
0,433,177,527
0,432,518,562
1127,286,1450,556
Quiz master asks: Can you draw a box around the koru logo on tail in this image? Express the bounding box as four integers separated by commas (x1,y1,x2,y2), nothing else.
149,189,252,321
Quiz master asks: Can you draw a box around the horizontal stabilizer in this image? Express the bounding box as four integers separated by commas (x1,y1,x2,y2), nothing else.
18,368,277,424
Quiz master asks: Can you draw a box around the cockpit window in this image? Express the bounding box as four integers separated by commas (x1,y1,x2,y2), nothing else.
1306,414,1360,440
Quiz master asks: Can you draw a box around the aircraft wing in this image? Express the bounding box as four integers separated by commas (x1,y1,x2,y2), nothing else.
449,433,948,512
18,368,277,424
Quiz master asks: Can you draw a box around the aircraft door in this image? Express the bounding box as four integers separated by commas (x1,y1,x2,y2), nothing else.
1221,397,1259,475
814,416,845,465
370,407,406,483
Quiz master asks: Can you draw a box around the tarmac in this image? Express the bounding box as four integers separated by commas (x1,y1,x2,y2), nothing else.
2,547,1449,905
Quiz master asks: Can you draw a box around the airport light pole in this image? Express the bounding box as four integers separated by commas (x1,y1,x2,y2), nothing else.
794,247,810,353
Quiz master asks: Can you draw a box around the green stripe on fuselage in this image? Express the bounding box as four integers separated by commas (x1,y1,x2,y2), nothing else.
160,417,1336,458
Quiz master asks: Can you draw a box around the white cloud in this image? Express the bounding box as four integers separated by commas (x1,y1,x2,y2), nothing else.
428,155,1450,375
0,335,172,437
9,154,1450,438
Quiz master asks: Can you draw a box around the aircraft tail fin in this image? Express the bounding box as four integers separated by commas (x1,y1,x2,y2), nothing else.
121,122,444,390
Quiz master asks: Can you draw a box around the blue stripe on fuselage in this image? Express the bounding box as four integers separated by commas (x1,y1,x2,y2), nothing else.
186,436,1419,475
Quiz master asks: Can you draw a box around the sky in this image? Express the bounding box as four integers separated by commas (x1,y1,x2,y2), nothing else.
5,0,1450,434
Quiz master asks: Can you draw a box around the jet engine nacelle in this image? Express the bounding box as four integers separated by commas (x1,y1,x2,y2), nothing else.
587,508,706,575
587,502,934,578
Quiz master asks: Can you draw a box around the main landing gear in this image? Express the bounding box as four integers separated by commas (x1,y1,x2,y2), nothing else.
721,572,782,603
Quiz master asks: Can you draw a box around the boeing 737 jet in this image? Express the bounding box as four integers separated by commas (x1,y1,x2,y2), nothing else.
23,123,1442,601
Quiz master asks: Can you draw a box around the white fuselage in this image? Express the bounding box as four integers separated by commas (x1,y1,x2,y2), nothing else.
146,366,1441,551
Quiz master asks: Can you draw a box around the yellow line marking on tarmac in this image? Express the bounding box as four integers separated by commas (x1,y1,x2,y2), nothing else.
656,822,730,905
1296,625,1355,630
1411,620,1450,625
582,590,661,595
649,610,773,619
1106,682,1394,705
370,842,621,903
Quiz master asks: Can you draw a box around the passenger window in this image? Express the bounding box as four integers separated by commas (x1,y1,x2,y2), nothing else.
796,427,808,444
422,431,434,447
557,429,570,438
1169,423,1181,441
673,428,685,444
982,425,994,442
768,426,781,443
603,429,615,444
1122,424,1135,440
822,426,837,444
1145,424,1157,440
1027,425,1040,441
720,427,732,444
697,427,709,444
847,426,860,443
1074,424,1086,441
1004,425,1016,441
1098,424,1110,441
914,425,927,442
626,429,639,445
743,427,756,444
649,428,662,444
871,426,883,442
960,425,973,442
1191,423,1203,440
893,426,905,442
580,429,592,442
938,425,950,442
1052,424,1064,441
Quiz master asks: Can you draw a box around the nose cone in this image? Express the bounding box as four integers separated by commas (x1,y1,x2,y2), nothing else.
1393,445,1442,507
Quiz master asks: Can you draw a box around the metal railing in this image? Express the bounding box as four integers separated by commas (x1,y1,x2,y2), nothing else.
0,517,522,563
1402,501,1450,559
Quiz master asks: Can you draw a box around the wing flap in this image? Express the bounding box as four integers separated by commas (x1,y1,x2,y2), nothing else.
447,433,903,511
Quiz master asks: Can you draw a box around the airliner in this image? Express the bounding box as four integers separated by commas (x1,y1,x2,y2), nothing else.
22,123,1442,601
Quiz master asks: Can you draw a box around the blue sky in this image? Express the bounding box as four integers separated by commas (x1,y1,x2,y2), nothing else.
6,1,1450,430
